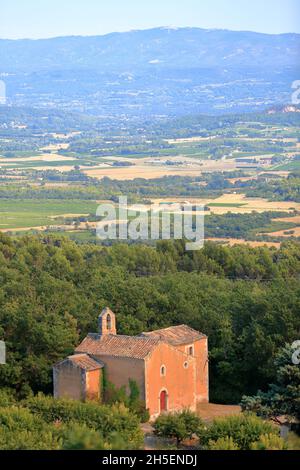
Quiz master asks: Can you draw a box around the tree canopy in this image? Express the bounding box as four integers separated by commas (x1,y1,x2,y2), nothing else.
0,234,299,403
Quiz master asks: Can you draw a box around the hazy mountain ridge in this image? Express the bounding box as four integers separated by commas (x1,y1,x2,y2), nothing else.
0,27,299,116
1,27,299,71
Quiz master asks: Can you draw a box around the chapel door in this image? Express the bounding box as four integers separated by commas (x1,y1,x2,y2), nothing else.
160,390,168,412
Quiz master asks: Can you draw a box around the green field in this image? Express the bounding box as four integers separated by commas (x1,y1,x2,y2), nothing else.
0,160,80,169
0,199,98,229
207,203,247,208
0,151,41,158
272,160,300,171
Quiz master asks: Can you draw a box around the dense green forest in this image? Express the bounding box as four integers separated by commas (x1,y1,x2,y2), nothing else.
0,234,299,404
0,172,299,202
244,173,300,203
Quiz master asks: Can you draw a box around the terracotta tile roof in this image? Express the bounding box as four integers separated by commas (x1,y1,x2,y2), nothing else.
76,334,160,360
55,354,104,371
141,324,206,346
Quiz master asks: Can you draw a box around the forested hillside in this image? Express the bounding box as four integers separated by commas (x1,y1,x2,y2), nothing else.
0,234,299,403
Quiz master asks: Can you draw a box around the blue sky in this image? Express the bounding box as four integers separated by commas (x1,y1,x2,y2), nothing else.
1,0,300,39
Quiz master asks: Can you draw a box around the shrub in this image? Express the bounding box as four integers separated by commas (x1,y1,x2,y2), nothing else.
129,379,140,404
0,403,141,450
198,414,277,450
251,434,287,450
0,389,17,408
286,432,300,450
103,378,149,423
130,400,150,424
61,424,134,450
153,410,203,445
154,414,186,445
24,394,143,449
208,436,240,450
60,424,108,450
0,406,60,450
103,381,128,406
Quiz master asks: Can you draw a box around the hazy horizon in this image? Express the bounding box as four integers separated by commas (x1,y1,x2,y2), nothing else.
1,25,300,42
1,0,300,40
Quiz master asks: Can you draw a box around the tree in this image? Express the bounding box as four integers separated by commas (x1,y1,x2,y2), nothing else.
0,394,143,450
0,234,299,404
241,344,300,423
23,394,143,449
153,410,203,445
61,425,135,450
0,406,60,450
198,414,277,450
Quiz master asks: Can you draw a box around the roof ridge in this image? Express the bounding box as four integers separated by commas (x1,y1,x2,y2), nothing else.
54,353,104,370
110,334,160,341
140,324,206,345
147,324,186,332
87,333,161,343
76,332,162,360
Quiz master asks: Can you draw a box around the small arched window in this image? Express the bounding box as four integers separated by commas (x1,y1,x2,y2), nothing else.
183,361,189,369
106,314,112,331
160,365,166,377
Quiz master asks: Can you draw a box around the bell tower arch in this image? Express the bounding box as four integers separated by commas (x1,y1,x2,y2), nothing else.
98,307,117,336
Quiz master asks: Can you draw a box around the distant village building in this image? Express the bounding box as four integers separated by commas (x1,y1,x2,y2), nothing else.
53,307,209,418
